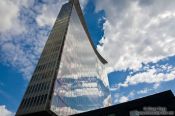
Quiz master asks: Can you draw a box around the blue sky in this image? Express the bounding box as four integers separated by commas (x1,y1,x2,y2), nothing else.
0,0,175,115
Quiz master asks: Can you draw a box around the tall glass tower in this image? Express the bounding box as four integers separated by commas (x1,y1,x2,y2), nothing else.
16,0,111,115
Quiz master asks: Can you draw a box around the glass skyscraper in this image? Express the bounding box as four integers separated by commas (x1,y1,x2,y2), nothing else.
16,0,111,115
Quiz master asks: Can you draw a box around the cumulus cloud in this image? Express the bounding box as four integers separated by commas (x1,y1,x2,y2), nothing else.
96,0,175,72
0,0,56,79
0,0,25,34
95,0,175,101
113,93,129,104
137,87,153,94
113,87,156,104
110,63,175,104
0,0,35,79
0,105,14,116
0,0,88,80
118,96,129,103
0,0,35,34
118,65,175,88
0,42,34,78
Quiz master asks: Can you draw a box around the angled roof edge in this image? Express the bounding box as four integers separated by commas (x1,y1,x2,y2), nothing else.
69,0,108,64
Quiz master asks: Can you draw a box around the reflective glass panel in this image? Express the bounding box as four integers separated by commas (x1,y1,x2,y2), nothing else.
51,5,111,116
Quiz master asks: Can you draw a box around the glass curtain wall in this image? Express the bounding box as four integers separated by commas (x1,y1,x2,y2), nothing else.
50,5,111,116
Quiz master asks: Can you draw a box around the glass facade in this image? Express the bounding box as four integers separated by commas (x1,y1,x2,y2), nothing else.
16,1,111,116
50,5,111,116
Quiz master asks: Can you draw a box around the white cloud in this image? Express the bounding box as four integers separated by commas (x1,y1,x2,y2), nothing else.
118,96,129,103
113,88,154,104
113,93,129,104
153,83,160,89
118,65,175,88
0,105,14,116
113,85,162,104
0,0,25,34
0,0,38,80
0,0,58,79
137,88,152,94
0,0,35,34
0,0,89,80
96,0,175,72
